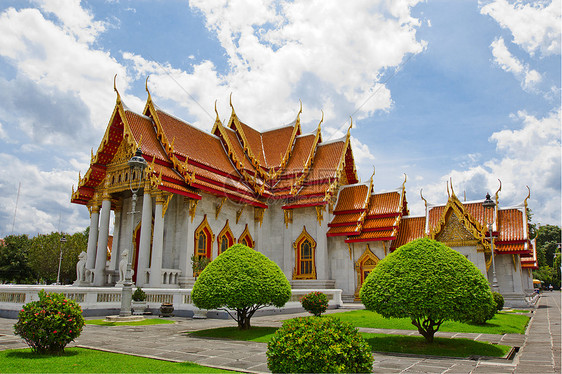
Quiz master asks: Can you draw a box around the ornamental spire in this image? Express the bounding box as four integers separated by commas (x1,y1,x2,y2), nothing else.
113,74,121,104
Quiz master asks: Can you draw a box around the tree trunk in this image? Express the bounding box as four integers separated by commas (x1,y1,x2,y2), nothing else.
236,308,251,330
411,317,442,344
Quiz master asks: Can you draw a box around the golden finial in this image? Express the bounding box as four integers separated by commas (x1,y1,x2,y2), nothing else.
113,74,121,103
449,177,456,197
370,166,376,180
78,171,81,182
402,173,407,189
229,92,234,109
145,76,150,93
524,185,531,209
446,180,450,197
90,148,94,163
495,179,502,204
298,99,302,117
214,100,220,123
420,188,427,208
348,117,353,131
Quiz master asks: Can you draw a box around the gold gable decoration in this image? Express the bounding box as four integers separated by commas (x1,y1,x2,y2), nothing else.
430,194,490,251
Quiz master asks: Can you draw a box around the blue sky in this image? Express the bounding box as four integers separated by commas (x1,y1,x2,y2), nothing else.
0,0,559,237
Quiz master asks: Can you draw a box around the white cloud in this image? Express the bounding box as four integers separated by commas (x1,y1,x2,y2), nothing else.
481,0,561,57
490,37,542,91
0,122,6,140
0,7,135,131
410,109,561,225
125,0,425,130
0,153,88,237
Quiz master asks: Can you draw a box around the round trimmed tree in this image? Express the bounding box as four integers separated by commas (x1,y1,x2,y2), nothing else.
360,238,495,343
191,244,291,329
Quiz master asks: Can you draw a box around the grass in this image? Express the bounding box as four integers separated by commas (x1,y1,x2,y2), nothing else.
85,318,175,326
0,348,236,373
328,310,530,334
190,326,511,358
362,333,511,358
190,326,277,343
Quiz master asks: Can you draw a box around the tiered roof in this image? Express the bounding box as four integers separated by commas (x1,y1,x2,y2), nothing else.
72,87,357,211
327,176,408,243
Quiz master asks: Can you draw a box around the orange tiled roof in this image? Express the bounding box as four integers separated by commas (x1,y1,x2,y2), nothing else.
346,229,396,242
333,184,369,212
366,192,402,216
393,216,426,249
329,212,364,226
327,224,361,236
73,96,356,211
362,216,399,230
496,208,526,242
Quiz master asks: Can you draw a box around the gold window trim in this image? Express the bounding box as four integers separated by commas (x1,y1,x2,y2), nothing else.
292,226,317,280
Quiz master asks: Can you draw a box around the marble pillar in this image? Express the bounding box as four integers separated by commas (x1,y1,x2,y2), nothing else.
94,196,111,286
149,193,165,287
136,189,153,287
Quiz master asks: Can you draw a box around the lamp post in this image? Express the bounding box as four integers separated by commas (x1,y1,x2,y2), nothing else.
56,235,67,285
483,193,499,292
119,148,147,317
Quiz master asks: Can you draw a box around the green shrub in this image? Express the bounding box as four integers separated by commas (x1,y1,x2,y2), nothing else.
192,244,291,329
493,292,504,312
360,238,495,343
300,291,328,317
13,290,85,354
267,317,373,373
132,287,146,302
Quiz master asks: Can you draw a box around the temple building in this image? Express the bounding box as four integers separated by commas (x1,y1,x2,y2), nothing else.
71,83,537,307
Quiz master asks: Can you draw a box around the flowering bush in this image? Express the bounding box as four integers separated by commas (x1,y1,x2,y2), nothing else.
300,291,329,317
13,290,85,354
267,317,373,373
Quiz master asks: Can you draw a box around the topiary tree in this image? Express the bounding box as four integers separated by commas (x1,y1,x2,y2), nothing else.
191,244,291,330
360,238,495,343
492,291,504,312
267,317,373,373
300,291,329,317
14,290,85,354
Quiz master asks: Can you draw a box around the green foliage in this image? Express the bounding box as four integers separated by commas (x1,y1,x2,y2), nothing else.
492,292,504,312
28,230,88,285
360,238,495,343
13,290,85,354
0,235,34,283
267,317,373,373
191,244,291,329
132,287,146,301
300,291,329,317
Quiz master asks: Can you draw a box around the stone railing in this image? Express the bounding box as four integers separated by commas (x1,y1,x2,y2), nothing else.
161,269,181,286
0,285,343,318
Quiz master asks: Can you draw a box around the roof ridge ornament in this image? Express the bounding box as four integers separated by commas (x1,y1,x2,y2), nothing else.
113,74,121,104
495,179,502,204
214,100,221,125
145,76,150,94
446,180,450,197
449,177,456,197
420,188,427,208
524,185,531,209
297,99,302,119
402,173,407,189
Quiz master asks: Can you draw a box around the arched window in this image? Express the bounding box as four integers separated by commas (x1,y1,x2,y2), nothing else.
354,245,380,301
194,215,214,276
238,224,254,248
293,226,317,279
217,220,235,255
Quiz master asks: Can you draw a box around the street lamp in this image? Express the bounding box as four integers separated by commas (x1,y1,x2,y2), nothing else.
56,235,67,285
483,193,499,292
119,148,147,317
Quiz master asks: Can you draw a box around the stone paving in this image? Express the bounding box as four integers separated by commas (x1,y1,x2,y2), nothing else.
0,291,559,373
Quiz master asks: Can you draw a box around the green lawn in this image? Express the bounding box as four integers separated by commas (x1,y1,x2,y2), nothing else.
362,334,510,357
0,348,236,373
328,310,530,334
85,318,175,326
190,326,511,358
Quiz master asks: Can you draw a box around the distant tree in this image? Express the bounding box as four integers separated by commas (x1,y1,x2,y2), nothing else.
0,235,34,283
192,244,291,330
28,230,88,284
360,238,495,343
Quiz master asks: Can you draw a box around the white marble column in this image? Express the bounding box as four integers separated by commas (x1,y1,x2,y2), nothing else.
315,209,328,280
94,196,111,286
136,189,153,287
85,205,100,283
283,211,293,279
107,205,122,283
149,193,165,287
178,198,192,287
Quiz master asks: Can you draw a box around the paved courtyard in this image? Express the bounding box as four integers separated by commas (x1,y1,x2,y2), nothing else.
0,291,559,373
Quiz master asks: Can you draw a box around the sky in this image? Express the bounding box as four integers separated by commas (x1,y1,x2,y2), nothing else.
0,0,560,238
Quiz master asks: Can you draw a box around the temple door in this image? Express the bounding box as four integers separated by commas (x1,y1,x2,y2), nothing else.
354,246,380,301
